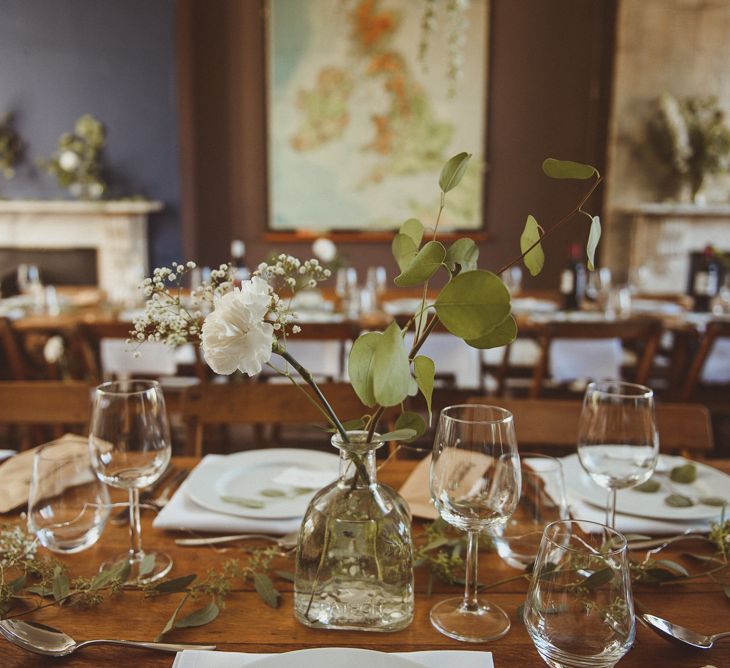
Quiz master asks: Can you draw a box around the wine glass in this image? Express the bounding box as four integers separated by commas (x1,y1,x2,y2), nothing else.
89,380,172,582
577,381,659,529
491,453,569,570
430,404,521,642
524,520,635,668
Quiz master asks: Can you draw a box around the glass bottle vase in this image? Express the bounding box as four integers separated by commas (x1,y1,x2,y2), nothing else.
293,431,414,631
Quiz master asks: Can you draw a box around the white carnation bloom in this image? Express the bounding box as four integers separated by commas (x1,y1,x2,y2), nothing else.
311,238,337,263
201,277,275,376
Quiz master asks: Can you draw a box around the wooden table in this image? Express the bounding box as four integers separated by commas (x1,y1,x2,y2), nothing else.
3,458,730,668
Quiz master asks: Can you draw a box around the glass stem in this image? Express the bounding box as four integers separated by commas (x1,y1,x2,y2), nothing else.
605,488,617,529
462,530,481,612
128,488,143,561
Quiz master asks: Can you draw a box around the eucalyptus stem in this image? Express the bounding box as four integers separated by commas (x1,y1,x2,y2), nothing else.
497,174,603,276
273,344,349,442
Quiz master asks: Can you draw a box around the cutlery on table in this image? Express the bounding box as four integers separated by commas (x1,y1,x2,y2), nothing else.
111,467,187,525
175,530,299,549
640,612,730,649
0,619,216,656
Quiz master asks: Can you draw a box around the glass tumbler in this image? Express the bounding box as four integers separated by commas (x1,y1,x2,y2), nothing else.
524,520,635,668
28,443,111,553
491,453,569,570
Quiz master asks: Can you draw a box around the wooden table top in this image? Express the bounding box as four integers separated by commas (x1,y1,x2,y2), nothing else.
3,457,730,668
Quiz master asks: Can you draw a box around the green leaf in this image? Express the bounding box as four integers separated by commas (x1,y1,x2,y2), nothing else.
8,574,26,593
413,355,435,419
434,270,511,341
155,593,189,641
654,559,689,577
253,572,280,609
445,238,479,274
221,495,265,509
586,215,601,271
439,152,472,193
520,215,545,277
665,494,694,507
395,411,425,441
259,489,287,497
699,496,727,507
341,417,366,431
542,158,596,180
26,585,53,597
52,566,69,603
379,428,418,442
153,573,197,594
634,479,661,493
400,218,424,247
138,554,156,578
407,374,418,397
643,568,678,583
348,331,381,407
174,599,220,629
394,240,446,287
392,233,418,272
372,322,411,407
670,463,697,483
583,568,613,589
466,315,517,350
274,570,296,583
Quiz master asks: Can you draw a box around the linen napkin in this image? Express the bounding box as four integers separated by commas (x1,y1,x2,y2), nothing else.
0,433,88,513
153,455,303,534
548,338,621,383
172,649,493,668
398,455,437,520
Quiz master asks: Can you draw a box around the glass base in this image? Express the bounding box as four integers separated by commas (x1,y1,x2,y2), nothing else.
107,550,173,584
430,596,511,643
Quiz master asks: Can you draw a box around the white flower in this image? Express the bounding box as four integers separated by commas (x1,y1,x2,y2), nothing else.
201,276,275,376
42,336,65,364
312,238,337,263
58,150,80,172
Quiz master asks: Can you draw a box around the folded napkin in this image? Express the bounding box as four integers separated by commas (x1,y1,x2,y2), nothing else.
153,455,303,535
548,338,621,383
0,433,88,513
399,455,438,520
172,649,493,668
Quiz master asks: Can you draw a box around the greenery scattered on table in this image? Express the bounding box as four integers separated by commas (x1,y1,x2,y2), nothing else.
645,93,730,202
0,113,23,180
37,114,107,200
633,462,727,508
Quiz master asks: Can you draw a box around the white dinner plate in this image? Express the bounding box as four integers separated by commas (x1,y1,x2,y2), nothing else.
511,297,559,314
247,648,422,668
561,453,730,521
185,448,339,519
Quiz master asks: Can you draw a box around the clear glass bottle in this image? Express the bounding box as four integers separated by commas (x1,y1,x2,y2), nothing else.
293,431,414,631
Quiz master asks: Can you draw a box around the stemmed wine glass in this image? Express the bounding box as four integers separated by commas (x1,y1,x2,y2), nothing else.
89,380,172,582
577,380,659,529
430,404,521,642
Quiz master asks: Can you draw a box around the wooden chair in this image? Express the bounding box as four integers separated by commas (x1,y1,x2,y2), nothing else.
466,396,713,456
529,318,663,398
681,320,730,401
0,381,92,450
182,381,397,458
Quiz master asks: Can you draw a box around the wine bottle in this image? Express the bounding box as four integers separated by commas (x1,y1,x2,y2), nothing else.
560,243,586,311
690,245,719,312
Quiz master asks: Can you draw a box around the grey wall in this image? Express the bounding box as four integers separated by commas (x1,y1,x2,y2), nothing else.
0,0,181,269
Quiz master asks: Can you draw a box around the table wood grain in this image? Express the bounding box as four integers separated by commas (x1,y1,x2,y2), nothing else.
2,457,729,668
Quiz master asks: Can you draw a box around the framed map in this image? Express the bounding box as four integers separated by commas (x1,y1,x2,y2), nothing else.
266,0,489,234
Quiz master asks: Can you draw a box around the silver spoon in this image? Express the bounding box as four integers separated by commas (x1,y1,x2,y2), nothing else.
641,613,730,649
175,530,299,548
0,619,216,656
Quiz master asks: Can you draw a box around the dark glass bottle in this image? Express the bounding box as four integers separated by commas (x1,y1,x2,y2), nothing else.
690,245,719,312
560,243,586,311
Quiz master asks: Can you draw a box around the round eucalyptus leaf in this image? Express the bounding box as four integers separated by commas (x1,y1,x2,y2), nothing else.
394,240,446,287
586,215,601,271
466,314,517,350
413,354,435,419
400,218,424,247
372,322,411,407
445,237,479,273
395,411,427,440
392,232,418,272
434,270,511,341
520,214,544,277
542,158,596,180
439,152,472,193
348,331,381,407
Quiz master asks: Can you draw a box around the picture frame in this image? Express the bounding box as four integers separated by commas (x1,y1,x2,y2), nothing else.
265,0,489,239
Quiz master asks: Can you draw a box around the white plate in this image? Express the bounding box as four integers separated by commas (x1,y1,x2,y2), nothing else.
185,448,339,519
511,297,558,314
561,453,730,521
247,648,422,668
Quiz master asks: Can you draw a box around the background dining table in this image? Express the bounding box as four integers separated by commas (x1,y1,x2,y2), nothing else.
2,456,729,668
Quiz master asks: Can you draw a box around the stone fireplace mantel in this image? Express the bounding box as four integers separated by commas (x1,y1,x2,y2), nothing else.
0,199,163,302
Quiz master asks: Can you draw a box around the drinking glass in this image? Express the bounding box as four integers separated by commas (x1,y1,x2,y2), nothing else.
89,380,172,581
491,453,569,570
430,404,521,642
524,520,635,668
365,266,387,300
577,381,658,529
28,443,111,553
